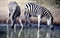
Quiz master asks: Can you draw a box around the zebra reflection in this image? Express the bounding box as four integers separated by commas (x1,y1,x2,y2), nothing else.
8,1,23,28
24,3,54,30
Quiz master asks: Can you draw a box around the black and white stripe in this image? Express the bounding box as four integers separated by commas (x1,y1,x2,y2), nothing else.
25,3,38,17
25,3,53,18
24,3,54,29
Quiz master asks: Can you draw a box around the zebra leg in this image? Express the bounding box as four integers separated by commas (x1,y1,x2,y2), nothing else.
11,20,16,29
25,16,30,27
38,15,42,28
25,17,28,27
47,18,51,26
26,14,31,27
18,16,23,28
9,13,14,28
28,14,32,27
11,18,13,26
47,18,54,30
27,17,31,27
11,16,16,28
25,13,31,27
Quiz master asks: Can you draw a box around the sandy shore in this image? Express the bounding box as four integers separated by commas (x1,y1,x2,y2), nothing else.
0,17,60,25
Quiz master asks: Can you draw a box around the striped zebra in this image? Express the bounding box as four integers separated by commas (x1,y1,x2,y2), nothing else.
8,1,23,28
24,3,54,30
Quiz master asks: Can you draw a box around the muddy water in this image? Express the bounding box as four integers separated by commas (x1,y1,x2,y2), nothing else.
0,24,60,38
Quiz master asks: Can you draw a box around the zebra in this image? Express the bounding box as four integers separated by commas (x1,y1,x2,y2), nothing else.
8,1,23,28
24,3,54,30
